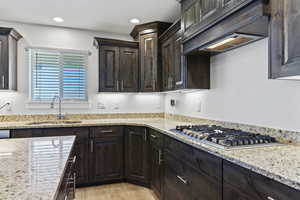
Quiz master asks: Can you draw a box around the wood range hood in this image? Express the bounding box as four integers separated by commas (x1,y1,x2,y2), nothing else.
183,0,270,55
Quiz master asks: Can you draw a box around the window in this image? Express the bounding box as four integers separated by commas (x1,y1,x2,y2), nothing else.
30,48,88,101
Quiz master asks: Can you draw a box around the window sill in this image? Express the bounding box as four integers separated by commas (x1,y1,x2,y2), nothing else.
26,101,91,110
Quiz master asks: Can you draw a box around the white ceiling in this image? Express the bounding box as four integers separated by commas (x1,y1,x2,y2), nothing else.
0,0,181,34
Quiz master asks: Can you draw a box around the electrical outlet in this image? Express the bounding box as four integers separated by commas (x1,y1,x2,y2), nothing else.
170,99,176,107
96,102,106,109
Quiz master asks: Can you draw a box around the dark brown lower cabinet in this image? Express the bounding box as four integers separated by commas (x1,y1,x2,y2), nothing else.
223,160,300,200
163,136,222,200
163,152,192,200
125,126,150,185
149,129,164,198
89,136,124,183
10,126,300,200
89,127,124,184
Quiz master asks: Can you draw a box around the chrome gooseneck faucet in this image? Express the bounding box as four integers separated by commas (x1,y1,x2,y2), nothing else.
50,96,65,120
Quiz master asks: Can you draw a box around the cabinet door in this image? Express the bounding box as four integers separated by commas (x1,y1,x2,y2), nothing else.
119,47,139,92
269,0,300,79
162,38,175,91
200,0,222,20
125,127,150,185
140,33,159,92
223,183,253,200
99,46,120,92
73,141,89,186
90,136,124,183
0,35,8,89
150,144,163,198
174,32,185,90
183,0,200,32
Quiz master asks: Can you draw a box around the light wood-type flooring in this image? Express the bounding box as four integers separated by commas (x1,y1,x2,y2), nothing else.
75,183,158,200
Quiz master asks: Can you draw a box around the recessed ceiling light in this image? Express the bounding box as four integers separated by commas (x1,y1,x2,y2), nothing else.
53,17,64,23
130,18,140,24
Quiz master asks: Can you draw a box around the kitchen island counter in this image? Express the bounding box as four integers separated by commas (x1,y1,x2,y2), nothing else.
0,136,75,200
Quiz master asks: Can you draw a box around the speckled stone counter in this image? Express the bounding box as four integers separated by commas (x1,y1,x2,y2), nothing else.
0,118,299,191
0,136,75,200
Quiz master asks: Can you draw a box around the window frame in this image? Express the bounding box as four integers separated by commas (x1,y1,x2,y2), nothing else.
28,47,89,102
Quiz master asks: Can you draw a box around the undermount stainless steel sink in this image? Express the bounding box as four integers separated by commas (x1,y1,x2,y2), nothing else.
26,120,82,125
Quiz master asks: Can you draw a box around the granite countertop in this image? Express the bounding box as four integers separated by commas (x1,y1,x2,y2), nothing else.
0,136,75,200
0,118,299,191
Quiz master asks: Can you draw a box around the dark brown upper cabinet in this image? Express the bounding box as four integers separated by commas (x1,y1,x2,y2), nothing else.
180,0,256,42
180,0,270,55
130,22,172,92
0,28,22,90
160,20,210,90
94,38,139,92
269,0,300,80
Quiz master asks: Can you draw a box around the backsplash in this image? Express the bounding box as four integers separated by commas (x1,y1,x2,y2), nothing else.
0,113,164,122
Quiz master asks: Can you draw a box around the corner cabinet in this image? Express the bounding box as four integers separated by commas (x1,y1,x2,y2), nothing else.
0,28,22,90
125,126,150,185
94,38,139,92
269,0,300,79
130,22,172,92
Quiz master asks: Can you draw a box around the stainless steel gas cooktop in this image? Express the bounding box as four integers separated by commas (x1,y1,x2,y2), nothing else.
170,125,281,150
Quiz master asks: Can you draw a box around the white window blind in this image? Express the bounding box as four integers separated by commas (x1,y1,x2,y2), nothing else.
30,48,87,101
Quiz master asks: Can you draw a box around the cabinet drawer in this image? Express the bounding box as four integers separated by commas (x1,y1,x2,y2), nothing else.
149,129,163,147
165,136,194,162
223,161,300,200
43,127,89,142
164,151,222,200
193,148,222,181
164,153,192,200
165,136,222,179
91,126,123,138
10,128,43,138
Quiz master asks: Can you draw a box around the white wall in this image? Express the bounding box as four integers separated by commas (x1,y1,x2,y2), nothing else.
165,38,300,132
0,21,164,115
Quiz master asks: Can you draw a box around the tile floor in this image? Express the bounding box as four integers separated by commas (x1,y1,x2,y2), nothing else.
75,183,158,200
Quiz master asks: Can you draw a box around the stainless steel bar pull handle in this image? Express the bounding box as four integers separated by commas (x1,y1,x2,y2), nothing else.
90,139,93,153
176,81,183,85
101,130,113,133
121,80,124,91
177,175,188,184
73,173,76,199
150,134,157,139
267,197,275,200
144,129,147,141
1,75,4,88
158,150,162,165
116,80,119,91
152,79,156,91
